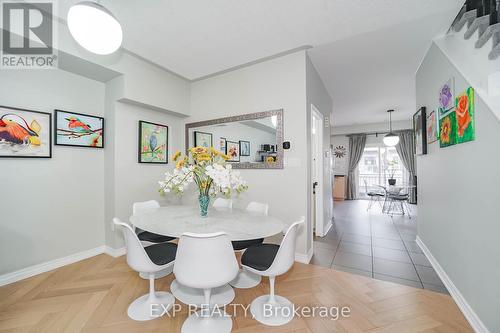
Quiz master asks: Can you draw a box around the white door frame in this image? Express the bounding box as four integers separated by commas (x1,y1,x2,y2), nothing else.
311,104,325,237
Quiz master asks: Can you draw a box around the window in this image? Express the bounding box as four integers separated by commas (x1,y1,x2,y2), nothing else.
358,145,407,197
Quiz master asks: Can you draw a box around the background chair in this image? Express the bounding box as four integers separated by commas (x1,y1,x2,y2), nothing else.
229,201,269,289
241,217,305,326
387,192,412,218
212,198,233,210
113,218,177,321
364,180,384,211
174,232,239,333
133,200,175,244
133,200,175,279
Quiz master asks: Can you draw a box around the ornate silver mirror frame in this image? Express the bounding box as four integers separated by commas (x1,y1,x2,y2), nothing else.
185,109,284,169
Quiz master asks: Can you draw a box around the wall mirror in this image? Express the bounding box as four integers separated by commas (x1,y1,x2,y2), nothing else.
185,109,283,169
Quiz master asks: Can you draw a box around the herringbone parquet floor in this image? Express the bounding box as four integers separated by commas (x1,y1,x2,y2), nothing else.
0,254,473,332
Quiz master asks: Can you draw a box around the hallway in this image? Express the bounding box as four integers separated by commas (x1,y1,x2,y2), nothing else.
312,200,448,293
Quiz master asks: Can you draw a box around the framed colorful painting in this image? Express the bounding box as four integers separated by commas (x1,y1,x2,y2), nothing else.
138,121,168,164
413,107,427,155
194,131,212,148
438,78,455,118
439,87,475,148
220,137,226,152
55,110,104,148
226,140,240,162
239,140,250,156
0,105,51,158
439,111,457,148
455,87,475,145
426,110,438,144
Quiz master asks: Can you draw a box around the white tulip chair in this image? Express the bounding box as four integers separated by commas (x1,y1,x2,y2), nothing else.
241,217,305,326
174,232,239,333
113,218,177,321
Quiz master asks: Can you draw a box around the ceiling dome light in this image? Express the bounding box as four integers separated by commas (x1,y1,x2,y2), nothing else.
383,133,400,146
383,109,400,147
67,1,122,55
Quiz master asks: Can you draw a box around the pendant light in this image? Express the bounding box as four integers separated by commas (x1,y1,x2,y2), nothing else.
383,109,400,147
67,1,123,55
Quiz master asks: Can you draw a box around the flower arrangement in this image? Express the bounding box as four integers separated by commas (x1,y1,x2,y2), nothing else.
159,147,248,217
386,159,399,185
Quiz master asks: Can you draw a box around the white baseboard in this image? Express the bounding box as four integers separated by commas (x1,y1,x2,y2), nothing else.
416,236,490,333
295,247,313,264
104,246,126,258
0,246,106,287
324,221,333,235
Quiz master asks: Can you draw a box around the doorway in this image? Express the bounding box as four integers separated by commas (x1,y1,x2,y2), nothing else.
311,104,325,237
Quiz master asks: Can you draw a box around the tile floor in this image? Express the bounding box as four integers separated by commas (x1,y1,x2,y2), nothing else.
312,200,449,294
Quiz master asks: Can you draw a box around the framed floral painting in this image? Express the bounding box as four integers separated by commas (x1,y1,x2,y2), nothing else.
455,87,475,144
439,87,475,148
138,121,168,164
226,140,240,162
413,107,427,155
0,105,51,158
438,78,455,118
426,110,438,144
55,110,104,148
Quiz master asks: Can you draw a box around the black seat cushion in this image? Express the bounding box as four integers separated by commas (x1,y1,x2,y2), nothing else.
232,238,264,251
389,194,409,201
241,243,280,271
137,228,175,243
144,242,177,266
367,192,384,197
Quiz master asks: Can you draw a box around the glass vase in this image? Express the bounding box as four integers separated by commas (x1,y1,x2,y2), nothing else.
198,194,210,217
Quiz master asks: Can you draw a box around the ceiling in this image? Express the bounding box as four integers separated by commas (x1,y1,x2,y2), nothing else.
55,0,462,125
308,9,460,127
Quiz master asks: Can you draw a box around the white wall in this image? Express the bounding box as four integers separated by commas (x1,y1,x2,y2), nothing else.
331,119,412,136
189,51,310,256
416,43,500,333
331,135,350,175
306,54,334,244
107,102,184,248
0,69,105,274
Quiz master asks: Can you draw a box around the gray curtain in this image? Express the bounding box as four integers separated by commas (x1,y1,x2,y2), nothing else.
396,130,417,204
346,134,366,200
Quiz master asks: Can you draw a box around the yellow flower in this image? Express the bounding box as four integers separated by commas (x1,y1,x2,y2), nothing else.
222,154,230,160
266,156,276,163
172,151,181,161
176,159,185,169
196,153,211,162
190,147,207,154
210,147,219,155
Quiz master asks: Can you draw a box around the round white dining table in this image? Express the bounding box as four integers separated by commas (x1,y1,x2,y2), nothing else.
129,205,285,307
129,205,285,241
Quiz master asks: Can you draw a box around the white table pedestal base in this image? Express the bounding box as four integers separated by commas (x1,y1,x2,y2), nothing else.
170,279,235,307
229,268,262,289
250,295,295,326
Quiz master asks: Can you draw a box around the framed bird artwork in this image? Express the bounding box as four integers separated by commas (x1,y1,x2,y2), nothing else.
138,120,168,164
0,105,52,158
55,110,104,148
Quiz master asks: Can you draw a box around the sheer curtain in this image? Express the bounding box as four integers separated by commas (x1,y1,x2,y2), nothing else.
395,130,417,204
346,134,366,200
